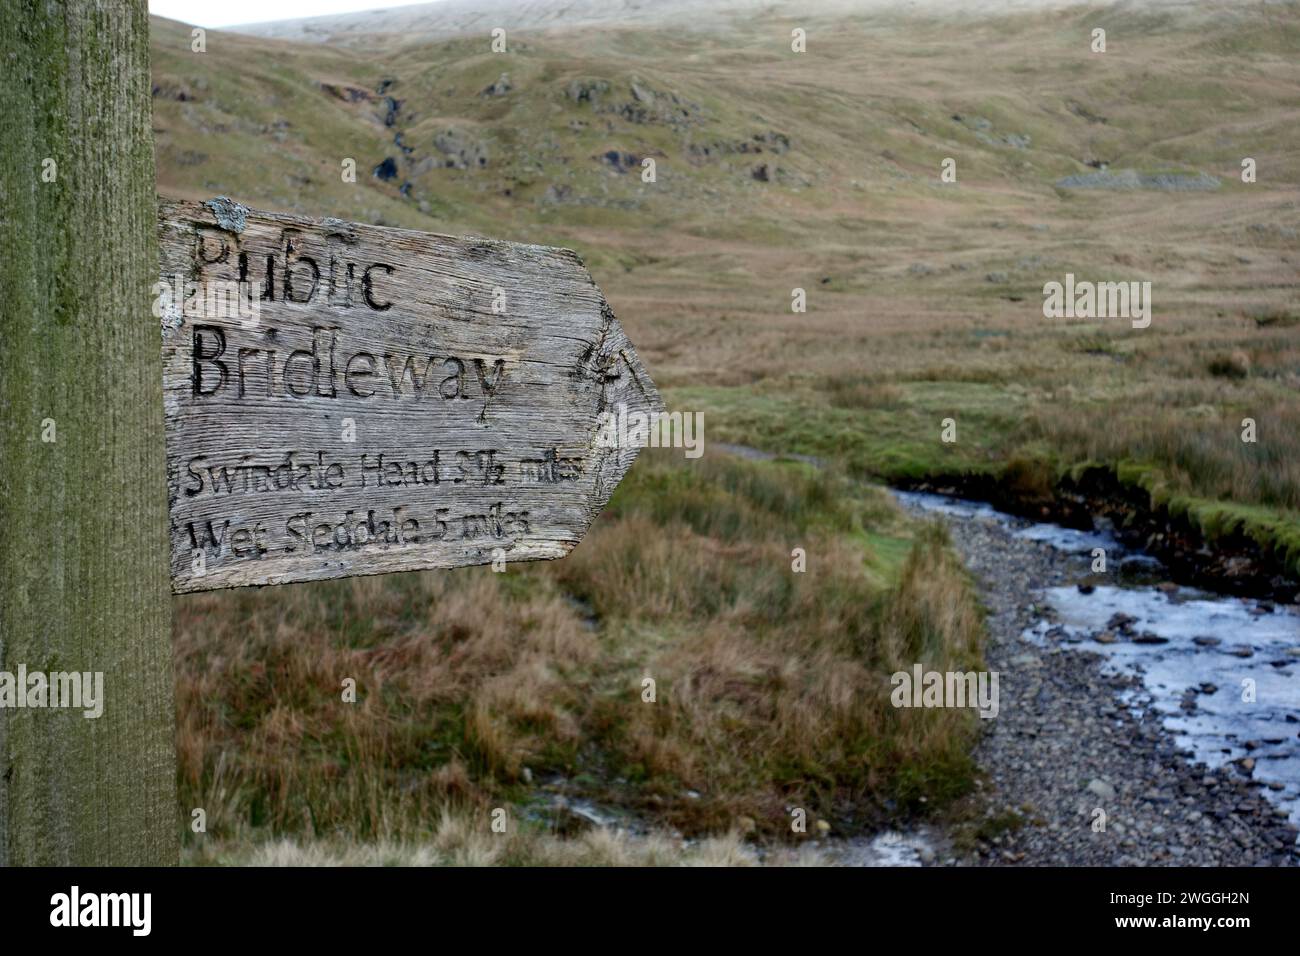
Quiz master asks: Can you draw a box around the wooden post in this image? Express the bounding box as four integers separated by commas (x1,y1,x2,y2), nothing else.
0,1,178,864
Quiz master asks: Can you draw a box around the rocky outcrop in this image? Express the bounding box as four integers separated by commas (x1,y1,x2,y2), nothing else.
433,128,489,169
1056,169,1221,191
566,78,610,104
481,73,512,97
566,78,701,130
597,149,641,173
689,130,791,160
152,80,197,101
320,82,372,103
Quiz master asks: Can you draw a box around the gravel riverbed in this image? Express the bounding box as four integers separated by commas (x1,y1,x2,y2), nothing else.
897,493,1300,866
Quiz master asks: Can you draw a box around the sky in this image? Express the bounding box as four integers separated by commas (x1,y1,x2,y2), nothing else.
148,1,434,28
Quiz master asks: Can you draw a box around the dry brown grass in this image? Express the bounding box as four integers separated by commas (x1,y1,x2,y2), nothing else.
175,452,984,850
186,812,830,866
175,569,599,837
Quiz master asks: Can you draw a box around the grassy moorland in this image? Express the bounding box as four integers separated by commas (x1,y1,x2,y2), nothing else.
177,453,983,860
150,1,1300,860
154,3,1300,566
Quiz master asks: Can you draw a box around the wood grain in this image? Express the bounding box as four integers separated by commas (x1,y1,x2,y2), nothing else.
1,0,177,865
158,199,662,593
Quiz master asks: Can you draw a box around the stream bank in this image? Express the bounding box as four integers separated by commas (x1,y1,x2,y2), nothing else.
900,468,1300,603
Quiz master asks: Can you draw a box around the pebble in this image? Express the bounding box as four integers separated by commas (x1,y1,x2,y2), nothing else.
1088,779,1116,800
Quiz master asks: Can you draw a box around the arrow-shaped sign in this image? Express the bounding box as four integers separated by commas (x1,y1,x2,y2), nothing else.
158,198,662,593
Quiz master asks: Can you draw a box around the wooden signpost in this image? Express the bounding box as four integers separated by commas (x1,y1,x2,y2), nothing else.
3,0,662,866
158,198,662,592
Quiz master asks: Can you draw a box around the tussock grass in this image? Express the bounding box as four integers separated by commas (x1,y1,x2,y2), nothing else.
186,813,830,866
1026,400,1300,514
176,451,984,852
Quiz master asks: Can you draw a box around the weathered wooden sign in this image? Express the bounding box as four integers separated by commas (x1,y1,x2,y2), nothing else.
157,198,662,593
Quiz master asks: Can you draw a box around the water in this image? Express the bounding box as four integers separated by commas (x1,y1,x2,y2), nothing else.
1026,587,1300,824
896,488,1300,827
832,829,937,867
894,489,1125,555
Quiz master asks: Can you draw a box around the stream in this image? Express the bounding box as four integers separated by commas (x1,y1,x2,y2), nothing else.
895,489,1300,831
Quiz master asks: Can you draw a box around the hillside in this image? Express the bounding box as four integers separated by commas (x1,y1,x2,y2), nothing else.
150,0,1300,861
155,1,1300,531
